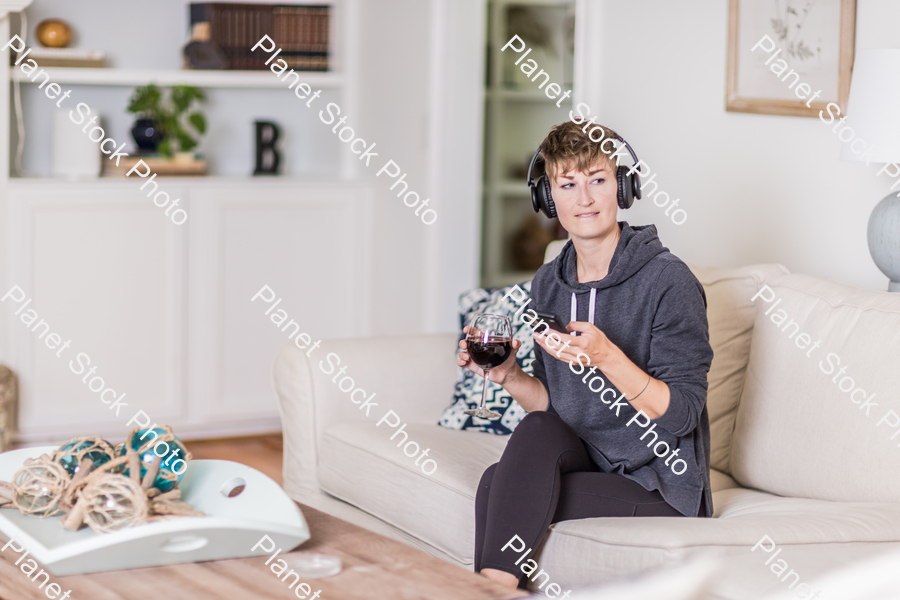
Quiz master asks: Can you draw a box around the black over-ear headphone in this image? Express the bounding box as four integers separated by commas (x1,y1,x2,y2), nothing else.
527,133,643,219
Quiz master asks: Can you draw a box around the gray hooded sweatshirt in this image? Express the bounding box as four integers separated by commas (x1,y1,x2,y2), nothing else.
529,222,713,518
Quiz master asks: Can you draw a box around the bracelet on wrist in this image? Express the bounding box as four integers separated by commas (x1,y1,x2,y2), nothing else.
626,375,652,402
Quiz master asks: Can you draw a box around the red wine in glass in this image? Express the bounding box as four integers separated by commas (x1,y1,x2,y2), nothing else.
468,337,513,370
464,314,513,420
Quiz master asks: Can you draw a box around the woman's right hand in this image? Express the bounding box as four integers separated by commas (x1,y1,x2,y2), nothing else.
457,325,522,385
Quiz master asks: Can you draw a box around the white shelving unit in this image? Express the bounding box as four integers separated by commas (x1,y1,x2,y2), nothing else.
11,67,343,89
0,0,375,443
8,0,357,179
482,0,575,288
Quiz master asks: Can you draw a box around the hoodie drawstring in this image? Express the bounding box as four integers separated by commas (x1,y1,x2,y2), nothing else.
589,288,596,325
570,288,597,328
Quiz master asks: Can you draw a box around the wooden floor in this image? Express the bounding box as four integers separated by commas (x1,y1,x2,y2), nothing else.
184,434,284,485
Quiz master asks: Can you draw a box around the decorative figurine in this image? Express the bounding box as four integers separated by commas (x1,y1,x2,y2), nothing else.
254,120,282,175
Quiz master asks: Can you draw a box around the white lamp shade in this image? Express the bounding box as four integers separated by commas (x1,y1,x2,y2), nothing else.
840,49,900,164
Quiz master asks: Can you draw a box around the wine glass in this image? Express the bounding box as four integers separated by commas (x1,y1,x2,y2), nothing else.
464,313,513,420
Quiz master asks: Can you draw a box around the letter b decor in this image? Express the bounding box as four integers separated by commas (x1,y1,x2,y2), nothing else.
254,120,281,175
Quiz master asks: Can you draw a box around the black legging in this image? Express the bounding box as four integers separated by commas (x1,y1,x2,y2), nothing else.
474,411,684,582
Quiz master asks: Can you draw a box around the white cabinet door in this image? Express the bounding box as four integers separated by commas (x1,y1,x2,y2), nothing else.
187,180,373,432
9,181,187,441
8,179,373,443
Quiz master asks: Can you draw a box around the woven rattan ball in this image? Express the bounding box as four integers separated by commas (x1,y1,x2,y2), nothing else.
82,474,150,533
13,461,69,517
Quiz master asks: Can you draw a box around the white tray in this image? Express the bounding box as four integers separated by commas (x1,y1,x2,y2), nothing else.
0,446,309,575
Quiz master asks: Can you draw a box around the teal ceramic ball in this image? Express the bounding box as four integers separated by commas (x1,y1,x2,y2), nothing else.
53,438,114,477
119,428,189,492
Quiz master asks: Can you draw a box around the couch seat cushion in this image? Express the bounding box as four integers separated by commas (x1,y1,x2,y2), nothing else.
319,422,900,596
318,422,745,565
318,422,507,563
536,487,900,594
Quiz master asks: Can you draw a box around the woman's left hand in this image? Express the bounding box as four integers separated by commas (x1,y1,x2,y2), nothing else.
533,321,670,419
532,321,615,370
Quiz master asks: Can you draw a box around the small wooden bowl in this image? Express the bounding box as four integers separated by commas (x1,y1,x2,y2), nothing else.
36,19,72,48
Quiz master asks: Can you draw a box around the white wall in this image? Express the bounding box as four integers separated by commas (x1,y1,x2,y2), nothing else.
352,0,430,333
427,0,486,333
338,0,485,334
581,0,900,291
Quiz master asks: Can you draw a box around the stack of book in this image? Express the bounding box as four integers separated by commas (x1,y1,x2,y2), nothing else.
189,3,330,71
104,156,208,177
9,48,105,68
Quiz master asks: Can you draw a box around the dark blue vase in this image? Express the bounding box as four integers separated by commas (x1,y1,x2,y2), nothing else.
131,117,163,153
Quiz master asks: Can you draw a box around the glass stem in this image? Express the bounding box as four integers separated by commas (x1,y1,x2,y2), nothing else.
480,370,490,412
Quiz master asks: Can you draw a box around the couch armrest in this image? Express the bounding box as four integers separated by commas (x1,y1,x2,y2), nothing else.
272,332,459,498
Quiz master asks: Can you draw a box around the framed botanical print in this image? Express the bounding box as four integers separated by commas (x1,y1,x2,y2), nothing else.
726,0,856,118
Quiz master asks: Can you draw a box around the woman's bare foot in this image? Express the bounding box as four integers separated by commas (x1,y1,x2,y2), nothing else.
480,567,520,588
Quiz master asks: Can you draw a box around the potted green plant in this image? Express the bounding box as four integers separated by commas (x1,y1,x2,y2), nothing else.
127,84,207,160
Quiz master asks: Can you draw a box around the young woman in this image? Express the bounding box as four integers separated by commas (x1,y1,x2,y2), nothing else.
458,121,714,590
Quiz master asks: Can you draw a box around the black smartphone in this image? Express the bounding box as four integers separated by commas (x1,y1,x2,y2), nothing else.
532,311,570,334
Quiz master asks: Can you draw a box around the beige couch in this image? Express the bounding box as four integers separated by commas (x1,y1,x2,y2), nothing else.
272,248,900,599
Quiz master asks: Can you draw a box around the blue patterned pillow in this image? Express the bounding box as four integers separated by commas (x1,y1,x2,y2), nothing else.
438,281,535,435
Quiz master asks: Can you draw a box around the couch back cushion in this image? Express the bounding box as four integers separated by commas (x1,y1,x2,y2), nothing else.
687,264,789,473
730,274,900,501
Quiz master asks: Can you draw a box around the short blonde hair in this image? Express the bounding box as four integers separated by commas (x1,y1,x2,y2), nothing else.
540,120,622,182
